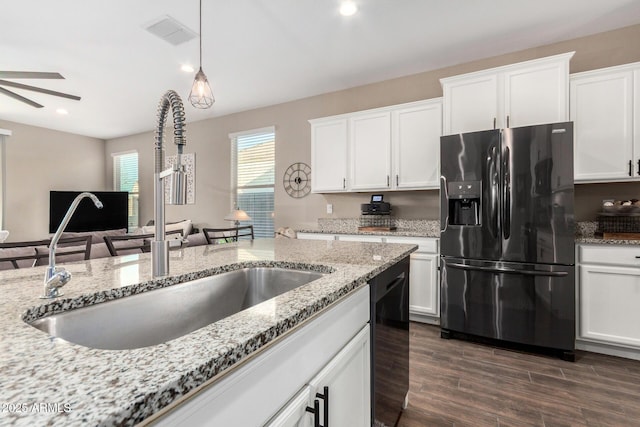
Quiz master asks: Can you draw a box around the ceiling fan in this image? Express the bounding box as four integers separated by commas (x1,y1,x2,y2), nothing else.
0,71,81,108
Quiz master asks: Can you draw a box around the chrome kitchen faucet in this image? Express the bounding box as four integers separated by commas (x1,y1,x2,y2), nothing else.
42,192,103,299
151,90,190,278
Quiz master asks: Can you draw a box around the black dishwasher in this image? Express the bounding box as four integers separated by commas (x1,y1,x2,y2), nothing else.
369,256,410,427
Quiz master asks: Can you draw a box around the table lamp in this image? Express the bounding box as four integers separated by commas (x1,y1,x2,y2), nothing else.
224,207,251,227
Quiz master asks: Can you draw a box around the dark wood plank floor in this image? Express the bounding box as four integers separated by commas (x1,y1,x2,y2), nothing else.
398,322,640,427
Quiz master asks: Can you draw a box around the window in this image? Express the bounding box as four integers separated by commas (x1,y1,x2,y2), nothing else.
0,129,9,231
113,151,139,230
230,127,275,239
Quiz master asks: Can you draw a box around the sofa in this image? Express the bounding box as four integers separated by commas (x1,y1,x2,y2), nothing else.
0,219,209,271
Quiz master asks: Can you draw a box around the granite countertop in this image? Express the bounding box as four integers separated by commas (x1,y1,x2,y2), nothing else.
0,238,416,426
575,221,640,245
575,236,640,245
297,219,640,246
295,219,440,238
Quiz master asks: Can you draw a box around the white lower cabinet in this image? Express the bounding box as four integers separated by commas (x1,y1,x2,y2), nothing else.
579,264,640,348
406,252,439,318
265,386,313,427
267,326,370,427
299,233,440,324
153,286,370,426
385,236,440,323
577,244,640,360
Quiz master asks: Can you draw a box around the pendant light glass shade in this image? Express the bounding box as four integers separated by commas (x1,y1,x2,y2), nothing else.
189,67,214,108
189,0,214,109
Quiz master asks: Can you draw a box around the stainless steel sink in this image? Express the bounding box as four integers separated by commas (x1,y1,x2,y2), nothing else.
28,267,326,350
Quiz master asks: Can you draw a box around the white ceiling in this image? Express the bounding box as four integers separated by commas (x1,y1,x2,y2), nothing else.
1,0,640,140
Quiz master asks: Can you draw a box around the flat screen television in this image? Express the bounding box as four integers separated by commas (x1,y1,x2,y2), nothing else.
49,191,129,233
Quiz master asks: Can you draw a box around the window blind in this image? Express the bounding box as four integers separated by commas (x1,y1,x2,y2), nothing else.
231,130,275,239
113,152,139,230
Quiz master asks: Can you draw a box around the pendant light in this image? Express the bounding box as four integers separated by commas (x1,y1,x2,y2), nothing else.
189,0,214,108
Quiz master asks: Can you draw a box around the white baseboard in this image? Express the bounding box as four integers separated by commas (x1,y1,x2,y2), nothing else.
410,312,439,325
576,339,640,361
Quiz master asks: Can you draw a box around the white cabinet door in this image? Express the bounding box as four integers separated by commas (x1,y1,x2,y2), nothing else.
311,119,348,192
349,112,391,191
406,252,439,317
265,386,312,427
571,69,634,182
307,326,371,427
579,264,640,348
504,59,569,128
385,236,440,321
442,52,573,135
393,100,442,189
442,73,498,135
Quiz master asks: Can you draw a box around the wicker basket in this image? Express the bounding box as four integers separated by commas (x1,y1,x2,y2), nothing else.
358,215,396,231
597,213,640,233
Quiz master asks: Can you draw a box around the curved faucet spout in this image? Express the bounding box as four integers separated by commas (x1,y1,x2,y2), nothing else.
152,90,188,278
43,192,103,299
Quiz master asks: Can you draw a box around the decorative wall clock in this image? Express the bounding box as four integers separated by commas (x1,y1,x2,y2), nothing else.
283,162,311,198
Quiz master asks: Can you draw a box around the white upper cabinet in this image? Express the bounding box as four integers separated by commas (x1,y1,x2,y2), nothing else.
503,59,571,128
350,111,392,191
309,99,442,193
310,118,349,192
441,52,574,135
571,62,640,182
393,99,442,189
442,73,498,134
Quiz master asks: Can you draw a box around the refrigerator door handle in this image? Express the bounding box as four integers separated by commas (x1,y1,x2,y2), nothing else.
440,175,449,232
446,262,569,277
502,145,511,239
487,145,499,238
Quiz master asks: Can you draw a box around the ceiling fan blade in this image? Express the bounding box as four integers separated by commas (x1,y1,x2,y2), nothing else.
0,71,64,79
0,87,44,108
0,79,80,101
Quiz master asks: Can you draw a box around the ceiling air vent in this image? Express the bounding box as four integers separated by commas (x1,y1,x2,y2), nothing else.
145,15,197,46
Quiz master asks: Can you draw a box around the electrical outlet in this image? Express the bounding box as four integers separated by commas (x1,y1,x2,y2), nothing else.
326,204,333,214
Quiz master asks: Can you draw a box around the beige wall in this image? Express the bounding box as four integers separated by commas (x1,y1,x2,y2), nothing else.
4,24,638,239
0,120,106,241
107,24,640,229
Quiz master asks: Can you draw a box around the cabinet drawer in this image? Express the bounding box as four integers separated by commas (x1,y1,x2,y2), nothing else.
384,236,438,254
336,234,384,243
297,232,336,241
579,244,640,266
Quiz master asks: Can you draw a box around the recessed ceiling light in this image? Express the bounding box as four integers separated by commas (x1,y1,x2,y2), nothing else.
181,64,195,73
340,1,358,16
56,108,68,115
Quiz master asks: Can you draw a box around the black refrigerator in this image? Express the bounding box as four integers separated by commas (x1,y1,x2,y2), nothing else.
439,122,575,359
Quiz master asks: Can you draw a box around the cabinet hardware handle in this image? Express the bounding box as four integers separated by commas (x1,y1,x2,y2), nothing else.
493,117,496,129
506,115,510,128
306,399,321,427
343,178,346,189
629,160,633,177
316,386,329,427
637,159,640,176
635,256,640,259
387,175,390,187
396,174,399,186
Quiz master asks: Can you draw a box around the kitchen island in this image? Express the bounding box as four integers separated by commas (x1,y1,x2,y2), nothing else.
0,238,416,426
